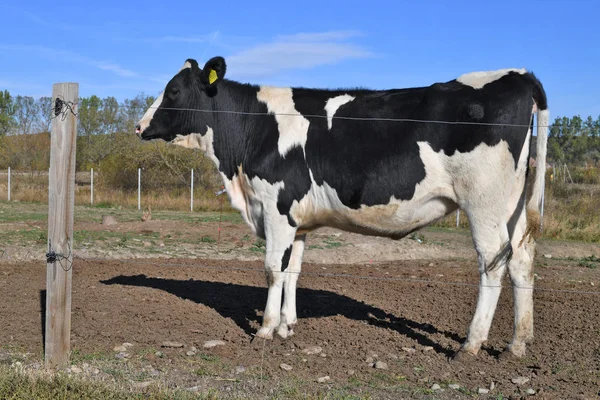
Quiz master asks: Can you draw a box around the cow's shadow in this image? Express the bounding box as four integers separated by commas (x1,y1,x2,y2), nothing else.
101,274,470,358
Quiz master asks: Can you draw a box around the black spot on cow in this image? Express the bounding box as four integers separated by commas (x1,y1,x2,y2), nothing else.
281,245,293,272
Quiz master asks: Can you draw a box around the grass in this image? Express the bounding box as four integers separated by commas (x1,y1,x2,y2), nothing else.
1,179,599,243
0,366,214,400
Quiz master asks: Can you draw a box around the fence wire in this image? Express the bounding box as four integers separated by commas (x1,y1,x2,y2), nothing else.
55,100,600,132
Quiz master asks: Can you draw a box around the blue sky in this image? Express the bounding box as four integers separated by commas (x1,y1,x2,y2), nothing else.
1,0,599,119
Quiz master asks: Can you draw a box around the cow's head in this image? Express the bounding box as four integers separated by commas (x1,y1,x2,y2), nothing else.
136,56,226,144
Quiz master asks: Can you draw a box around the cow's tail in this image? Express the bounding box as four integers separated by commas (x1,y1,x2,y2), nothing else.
521,73,549,246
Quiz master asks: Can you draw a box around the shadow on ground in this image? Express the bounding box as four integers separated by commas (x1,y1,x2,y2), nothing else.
101,274,475,358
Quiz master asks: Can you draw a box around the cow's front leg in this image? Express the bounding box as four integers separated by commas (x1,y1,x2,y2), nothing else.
277,234,306,339
255,218,297,340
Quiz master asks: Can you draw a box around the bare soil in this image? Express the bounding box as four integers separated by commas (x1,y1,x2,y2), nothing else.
1,214,599,399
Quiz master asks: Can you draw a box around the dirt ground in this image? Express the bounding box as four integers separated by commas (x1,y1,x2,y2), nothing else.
1,213,599,399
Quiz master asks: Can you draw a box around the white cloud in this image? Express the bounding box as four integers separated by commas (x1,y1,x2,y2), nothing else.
0,44,138,78
225,30,373,79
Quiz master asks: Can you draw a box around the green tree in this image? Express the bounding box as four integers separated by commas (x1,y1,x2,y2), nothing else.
0,90,16,136
13,95,40,134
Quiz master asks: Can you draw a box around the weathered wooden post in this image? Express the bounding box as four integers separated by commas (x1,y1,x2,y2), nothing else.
190,168,194,211
90,167,94,205
45,82,78,370
7,167,10,201
138,168,141,210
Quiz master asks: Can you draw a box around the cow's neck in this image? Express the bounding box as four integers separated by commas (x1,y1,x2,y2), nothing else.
207,80,271,180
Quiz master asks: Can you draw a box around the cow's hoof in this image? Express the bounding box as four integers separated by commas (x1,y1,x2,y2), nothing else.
254,327,274,340
499,343,526,360
451,348,477,363
276,323,295,339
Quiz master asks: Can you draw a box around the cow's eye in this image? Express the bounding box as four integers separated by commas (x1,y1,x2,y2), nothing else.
171,87,180,96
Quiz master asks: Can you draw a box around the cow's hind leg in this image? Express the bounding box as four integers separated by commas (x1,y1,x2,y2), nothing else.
455,209,511,359
504,207,536,357
255,215,297,340
277,234,306,339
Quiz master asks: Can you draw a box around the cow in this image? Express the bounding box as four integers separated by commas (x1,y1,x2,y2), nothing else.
135,56,549,360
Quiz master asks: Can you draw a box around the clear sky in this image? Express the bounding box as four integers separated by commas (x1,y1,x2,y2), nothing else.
1,0,598,119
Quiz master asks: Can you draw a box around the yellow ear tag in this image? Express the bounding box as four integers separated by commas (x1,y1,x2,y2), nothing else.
208,69,218,84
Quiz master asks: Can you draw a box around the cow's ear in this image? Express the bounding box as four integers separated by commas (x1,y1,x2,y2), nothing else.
201,56,226,88
186,58,200,71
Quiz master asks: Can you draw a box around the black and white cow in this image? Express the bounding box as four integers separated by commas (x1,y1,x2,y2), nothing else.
136,57,549,359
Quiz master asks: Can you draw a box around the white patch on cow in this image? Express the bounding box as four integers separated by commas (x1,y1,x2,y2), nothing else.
256,86,310,157
457,68,527,89
324,94,354,130
170,127,220,167
137,60,193,134
289,140,520,240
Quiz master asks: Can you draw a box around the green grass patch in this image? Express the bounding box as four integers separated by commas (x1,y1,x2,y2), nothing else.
0,365,213,400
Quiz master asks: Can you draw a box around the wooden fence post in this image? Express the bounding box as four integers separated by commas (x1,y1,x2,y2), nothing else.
190,168,194,211
45,82,78,370
7,167,10,201
90,168,94,205
138,168,141,210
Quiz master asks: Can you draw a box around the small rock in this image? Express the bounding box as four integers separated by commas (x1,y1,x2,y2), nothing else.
113,345,127,352
365,357,375,364
92,368,100,375
526,388,536,395
374,361,388,370
101,215,118,225
154,351,164,358
512,376,530,385
161,341,184,348
320,353,327,358
203,340,226,349
317,376,330,383
448,384,460,390
544,254,552,259
490,381,495,390
280,363,293,371
302,346,323,355
235,366,246,374
123,343,134,348
431,384,441,391
115,352,129,359
302,358,308,363
422,346,434,352
402,347,416,354
347,369,355,375
478,388,490,394
186,351,196,356
70,366,82,374
187,386,200,392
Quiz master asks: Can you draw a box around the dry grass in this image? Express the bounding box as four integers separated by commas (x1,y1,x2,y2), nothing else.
1,172,599,242
0,365,216,400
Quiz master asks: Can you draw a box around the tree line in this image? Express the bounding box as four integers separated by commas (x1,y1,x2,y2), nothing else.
1,88,599,188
